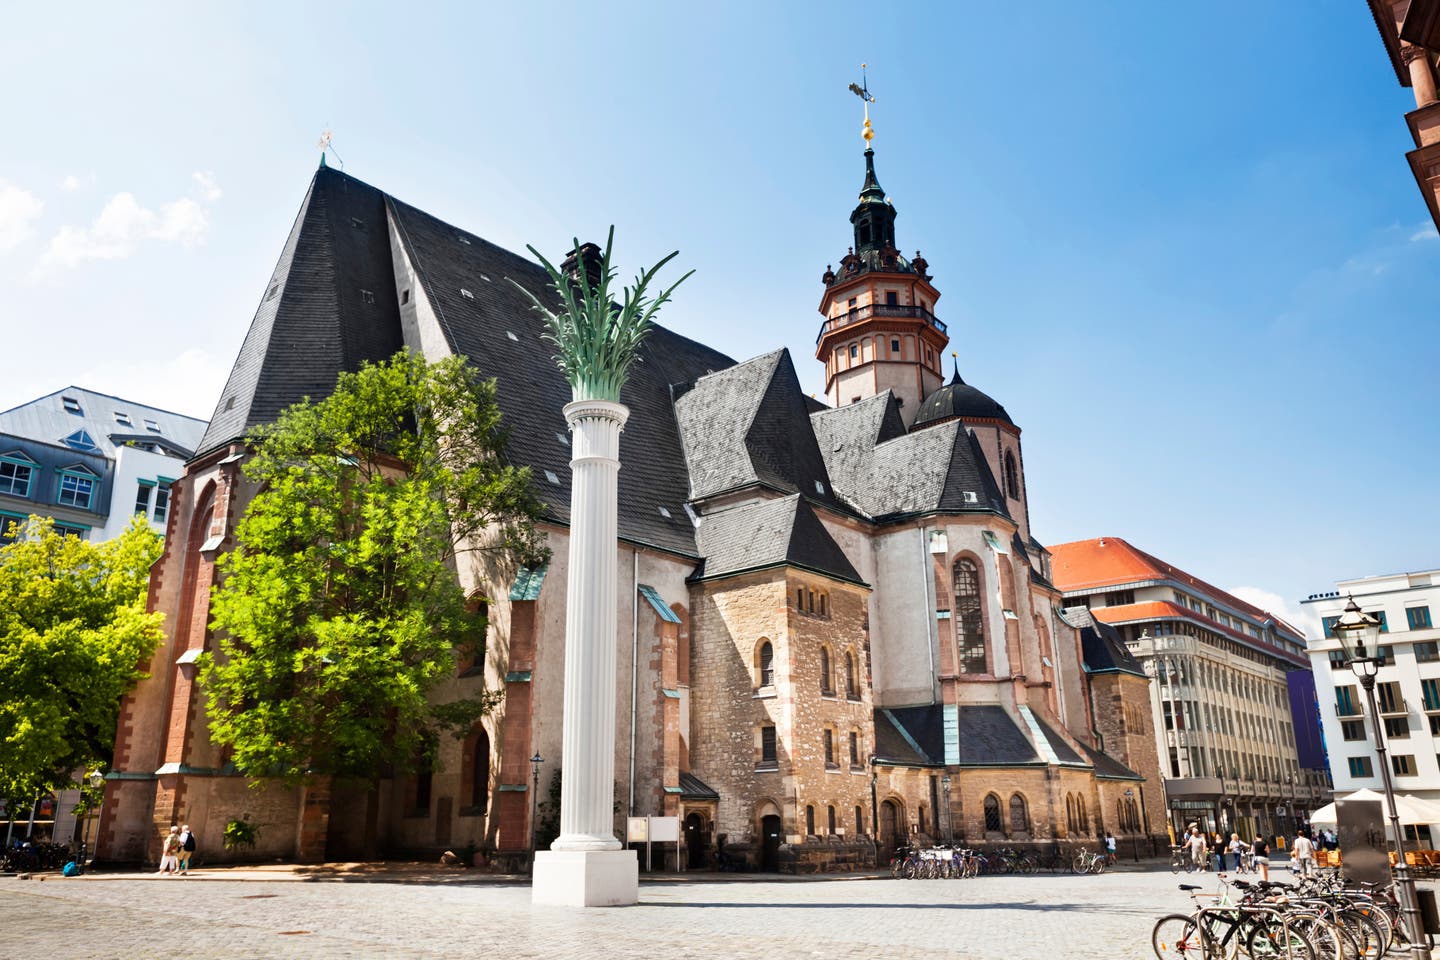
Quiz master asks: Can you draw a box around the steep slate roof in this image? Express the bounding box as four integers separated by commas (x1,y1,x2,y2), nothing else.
874,706,945,766
689,494,862,585
957,705,1041,766
1077,741,1143,781
1074,613,1147,678
1030,714,1085,764
811,396,1009,521
386,195,732,557
912,369,1014,427
199,167,405,455
874,703,1053,768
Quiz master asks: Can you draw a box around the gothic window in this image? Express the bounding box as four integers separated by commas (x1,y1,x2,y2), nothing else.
827,805,837,835
983,794,1002,833
818,592,828,616
760,725,777,765
848,730,860,767
953,558,987,674
918,804,927,834
823,728,836,768
855,805,864,835
468,727,490,813
806,805,816,836
757,640,774,687
820,646,833,695
1009,793,1028,834
845,652,858,699
1002,450,1020,500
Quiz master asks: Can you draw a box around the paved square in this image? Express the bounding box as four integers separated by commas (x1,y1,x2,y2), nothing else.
1,867,1207,959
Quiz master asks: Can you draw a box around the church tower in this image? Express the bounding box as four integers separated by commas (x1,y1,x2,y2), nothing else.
816,108,947,426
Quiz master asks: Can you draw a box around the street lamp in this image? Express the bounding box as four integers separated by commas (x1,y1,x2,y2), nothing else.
1335,595,1432,960
529,752,543,872
868,757,880,866
80,769,104,870
1125,788,1139,862
941,775,952,844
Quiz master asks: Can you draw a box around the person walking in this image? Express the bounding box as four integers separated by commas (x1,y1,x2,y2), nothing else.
1104,832,1117,865
1292,829,1315,877
158,825,181,876
177,824,196,876
1228,833,1250,874
1213,832,1227,872
1188,827,1209,871
1253,835,1270,881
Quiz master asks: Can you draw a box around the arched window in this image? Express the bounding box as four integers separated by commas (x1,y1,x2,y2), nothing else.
1079,796,1089,832
918,804,927,834
470,728,490,812
1003,450,1020,500
807,589,815,614
819,646,833,695
848,730,860,767
1009,793,1028,834
806,804,816,836
819,592,828,617
845,651,857,699
827,805,837,835
757,640,774,687
953,558,987,674
983,794,1002,832
1065,794,1076,831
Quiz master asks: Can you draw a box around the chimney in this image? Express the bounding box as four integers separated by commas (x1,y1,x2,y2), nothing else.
560,241,604,291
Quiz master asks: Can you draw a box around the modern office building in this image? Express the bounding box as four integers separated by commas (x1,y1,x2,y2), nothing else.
0,387,206,544
1051,537,1329,840
1303,570,1440,843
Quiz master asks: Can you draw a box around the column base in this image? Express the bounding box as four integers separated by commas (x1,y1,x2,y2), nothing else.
531,849,638,907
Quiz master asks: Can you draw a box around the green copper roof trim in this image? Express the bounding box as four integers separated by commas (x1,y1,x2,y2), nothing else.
497,783,528,793
662,688,681,699
663,786,683,794
638,583,680,623
509,564,548,601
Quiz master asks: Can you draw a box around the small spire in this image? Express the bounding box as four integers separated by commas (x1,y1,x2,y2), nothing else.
950,352,964,384
848,63,877,151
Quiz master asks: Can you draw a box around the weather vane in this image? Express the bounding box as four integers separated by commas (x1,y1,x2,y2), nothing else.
317,127,344,169
848,63,877,148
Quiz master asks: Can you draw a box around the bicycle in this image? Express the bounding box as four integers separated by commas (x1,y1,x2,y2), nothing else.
1073,848,1107,875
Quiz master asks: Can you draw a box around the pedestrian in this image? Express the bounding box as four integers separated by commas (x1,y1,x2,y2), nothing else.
177,824,196,875
1292,829,1315,877
158,825,181,876
1253,835,1270,881
1228,833,1249,874
1105,832,1117,864
1188,827,1209,871
1213,832,1227,872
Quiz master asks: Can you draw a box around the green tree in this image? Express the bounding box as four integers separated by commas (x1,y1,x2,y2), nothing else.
0,516,164,804
200,351,544,786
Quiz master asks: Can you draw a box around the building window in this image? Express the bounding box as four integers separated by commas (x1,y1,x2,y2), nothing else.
757,640,774,688
61,430,99,453
0,514,20,545
820,647,833,695
1378,682,1404,714
983,794,1002,833
153,483,171,525
144,419,161,433
890,337,900,354
470,728,490,813
1348,756,1373,778
0,458,34,497
414,765,433,815
1410,608,1434,631
806,805,816,836
954,557,987,674
1328,650,1348,670
1009,794,1028,834
1431,715,1440,736
885,291,898,306
1322,616,1340,639
1393,755,1417,777
1341,719,1365,741
823,729,837,769
1002,450,1020,500
760,725,777,766
849,344,858,359
57,472,94,509
1423,678,1440,712
134,483,153,516
1104,590,1134,607
849,731,860,767
1335,686,1360,717
1385,716,1412,739
1416,642,1440,663
827,805,837,835
53,523,87,539
855,805,864,836
845,652,858,699
61,396,82,415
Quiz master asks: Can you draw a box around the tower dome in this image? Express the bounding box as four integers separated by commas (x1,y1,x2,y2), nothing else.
912,368,1013,428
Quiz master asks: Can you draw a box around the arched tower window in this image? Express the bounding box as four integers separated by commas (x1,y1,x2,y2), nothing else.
1003,449,1020,500
819,646,833,695
757,640,774,687
1009,793,1028,834
983,794,1002,832
470,728,490,812
845,651,858,699
806,804,816,836
953,558,987,674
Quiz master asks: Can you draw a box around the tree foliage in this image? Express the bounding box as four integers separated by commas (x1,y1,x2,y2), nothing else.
200,351,544,786
0,516,164,804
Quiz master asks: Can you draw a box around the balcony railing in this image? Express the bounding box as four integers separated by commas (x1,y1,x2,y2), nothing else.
1335,701,1362,718
816,303,947,344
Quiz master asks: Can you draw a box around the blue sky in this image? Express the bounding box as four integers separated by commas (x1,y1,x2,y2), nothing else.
1,1,1434,629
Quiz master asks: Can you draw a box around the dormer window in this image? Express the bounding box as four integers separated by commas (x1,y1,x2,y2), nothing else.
144,420,161,433
61,396,82,416
114,412,132,426
61,430,99,453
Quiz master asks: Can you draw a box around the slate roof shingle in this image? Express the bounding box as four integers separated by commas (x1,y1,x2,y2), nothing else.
689,494,862,585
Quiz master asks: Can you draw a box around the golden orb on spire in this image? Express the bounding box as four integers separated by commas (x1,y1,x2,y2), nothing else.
862,116,874,145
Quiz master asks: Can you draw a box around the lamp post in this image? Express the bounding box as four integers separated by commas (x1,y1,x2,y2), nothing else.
869,757,880,866
941,775,952,844
529,752,544,872
1335,596,1431,960
80,769,104,870
1125,788,1139,862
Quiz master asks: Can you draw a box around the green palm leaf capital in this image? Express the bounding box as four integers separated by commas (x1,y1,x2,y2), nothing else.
511,226,693,403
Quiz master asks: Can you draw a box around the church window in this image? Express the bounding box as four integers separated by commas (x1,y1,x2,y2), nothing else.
823,729,836,768
845,652,858,699
820,647,833,695
827,805,837,834
849,344,858,359
757,640,774,687
760,725,777,765
983,794,1002,832
954,558,987,674
859,222,873,246
818,591,828,616
266,283,279,301
918,804,926,834
885,291,897,306
806,805,816,835
849,730,860,767
1002,450,1020,500
855,806,864,835
1009,793,1028,834
847,297,857,308
890,337,900,354
469,727,490,813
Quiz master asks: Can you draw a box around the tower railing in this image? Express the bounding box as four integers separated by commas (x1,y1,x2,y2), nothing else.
816,303,947,344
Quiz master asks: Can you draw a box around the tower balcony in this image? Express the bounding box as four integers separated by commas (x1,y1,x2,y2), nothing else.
815,303,947,345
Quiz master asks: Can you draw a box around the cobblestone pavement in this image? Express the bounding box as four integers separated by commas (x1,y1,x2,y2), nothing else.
1,867,1226,959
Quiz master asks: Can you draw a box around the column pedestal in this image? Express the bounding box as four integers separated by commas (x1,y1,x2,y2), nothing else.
532,849,639,907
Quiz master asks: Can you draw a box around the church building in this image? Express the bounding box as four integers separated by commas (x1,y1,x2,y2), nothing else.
98,130,1165,870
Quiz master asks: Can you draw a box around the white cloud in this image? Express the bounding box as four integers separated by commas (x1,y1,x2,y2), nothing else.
1229,585,1319,641
1411,223,1438,242
192,170,222,202
75,348,229,421
59,173,95,192
0,179,44,251
39,189,210,271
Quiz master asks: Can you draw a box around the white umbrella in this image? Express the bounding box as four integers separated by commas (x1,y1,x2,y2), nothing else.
1309,789,1440,826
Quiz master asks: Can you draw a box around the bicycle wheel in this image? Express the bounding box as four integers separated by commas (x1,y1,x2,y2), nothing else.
1153,914,1205,959
1172,855,1184,875
1339,909,1384,960
1020,855,1039,875
1092,856,1108,875
1072,854,1088,875
1245,918,1316,960
902,859,918,880
1352,905,1393,956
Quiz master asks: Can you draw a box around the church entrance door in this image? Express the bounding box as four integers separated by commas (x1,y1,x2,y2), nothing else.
760,814,782,872
880,799,902,862
685,812,707,869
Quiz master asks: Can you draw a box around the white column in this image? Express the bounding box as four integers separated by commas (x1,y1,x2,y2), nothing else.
533,398,638,906
553,398,627,851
